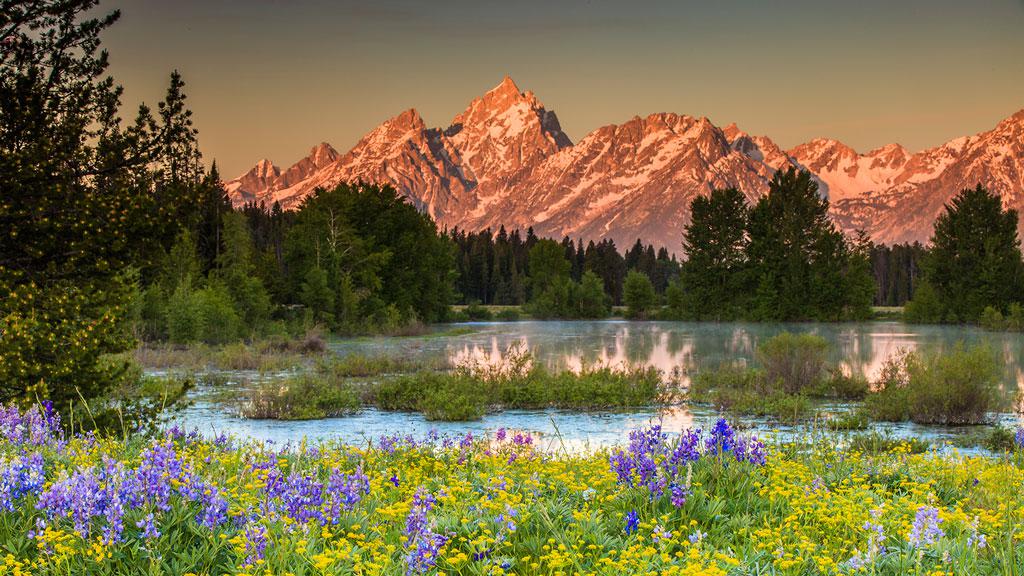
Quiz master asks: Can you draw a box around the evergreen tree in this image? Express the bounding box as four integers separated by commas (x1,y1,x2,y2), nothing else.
0,1,203,406
917,185,1023,322
679,187,750,319
746,169,852,321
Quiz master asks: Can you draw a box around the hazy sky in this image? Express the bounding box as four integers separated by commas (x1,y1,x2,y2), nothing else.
103,0,1024,177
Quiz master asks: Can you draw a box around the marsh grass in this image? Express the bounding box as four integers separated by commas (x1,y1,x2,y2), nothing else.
134,332,326,372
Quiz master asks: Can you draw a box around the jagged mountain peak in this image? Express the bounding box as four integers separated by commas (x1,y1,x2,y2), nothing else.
309,142,339,166
224,84,1024,248
252,158,279,177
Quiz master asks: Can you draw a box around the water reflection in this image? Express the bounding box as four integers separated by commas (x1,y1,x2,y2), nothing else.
380,321,1024,398
168,320,1024,448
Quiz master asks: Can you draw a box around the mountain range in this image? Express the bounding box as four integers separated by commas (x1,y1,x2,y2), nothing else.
225,76,1024,249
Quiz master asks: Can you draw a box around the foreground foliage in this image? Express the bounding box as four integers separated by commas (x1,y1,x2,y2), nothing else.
1,406,1024,575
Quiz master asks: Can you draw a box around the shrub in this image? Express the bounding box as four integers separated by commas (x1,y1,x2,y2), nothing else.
165,286,204,344
865,343,1002,425
690,363,767,399
463,301,493,321
828,410,870,431
847,432,930,455
417,377,487,421
812,370,869,400
243,373,360,420
496,308,520,321
705,388,811,423
756,332,829,394
194,284,242,344
980,306,1005,330
903,280,944,323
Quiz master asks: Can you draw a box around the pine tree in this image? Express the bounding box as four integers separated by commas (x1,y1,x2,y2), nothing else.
679,187,750,319
917,185,1023,322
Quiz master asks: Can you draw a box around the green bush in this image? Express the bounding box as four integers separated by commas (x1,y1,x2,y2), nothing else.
903,280,944,323
623,270,657,320
690,363,767,399
756,332,829,394
243,373,360,420
980,306,1005,330
847,432,930,455
514,366,664,410
417,377,487,421
496,308,520,321
463,301,494,321
828,410,870,431
812,370,870,400
865,343,1002,425
195,284,242,344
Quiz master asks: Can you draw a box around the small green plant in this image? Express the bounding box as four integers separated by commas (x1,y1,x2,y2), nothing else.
812,370,869,400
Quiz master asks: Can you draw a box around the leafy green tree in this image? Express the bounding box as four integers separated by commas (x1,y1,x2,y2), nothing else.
843,232,877,320
903,280,945,323
679,188,750,319
525,239,574,318
300,266,335,325
623,271,657,319
528,239,572,296
0,1,202,407
571,271,610,318
216,212,271,333
918,185,1023,322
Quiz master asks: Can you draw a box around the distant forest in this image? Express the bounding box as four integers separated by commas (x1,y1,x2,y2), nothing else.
449,227,925,308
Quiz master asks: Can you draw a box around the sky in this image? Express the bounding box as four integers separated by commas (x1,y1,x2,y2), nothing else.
102,0,1024,178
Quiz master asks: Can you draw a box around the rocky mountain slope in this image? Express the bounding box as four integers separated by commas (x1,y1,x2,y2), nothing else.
226,77,1024,248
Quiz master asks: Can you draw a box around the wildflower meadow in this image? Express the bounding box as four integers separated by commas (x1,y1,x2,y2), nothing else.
1,404,1023,575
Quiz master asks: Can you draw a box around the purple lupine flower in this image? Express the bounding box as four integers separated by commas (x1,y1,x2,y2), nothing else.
1015,428,1024,449
512,433,533,446
670,483,690,508
705,419,735,455
328,466,370,519
136,512,160,540
0,453,45,510
244,522,269,565
275,471,326,524
624,510,639,535
651,524,672,543
404,488,447,575
967,516,987,550
688,529,706,544
495,427,507,442
908,506,944,547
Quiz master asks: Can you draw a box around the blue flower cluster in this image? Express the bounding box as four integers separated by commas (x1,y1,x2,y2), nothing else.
404,488,448,575
908,505,944,547
608,419,766,508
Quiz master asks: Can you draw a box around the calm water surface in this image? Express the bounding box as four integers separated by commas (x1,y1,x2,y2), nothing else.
170,321,1024,449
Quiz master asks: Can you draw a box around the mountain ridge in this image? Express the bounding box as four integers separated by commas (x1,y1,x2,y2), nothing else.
225,79,1024,248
